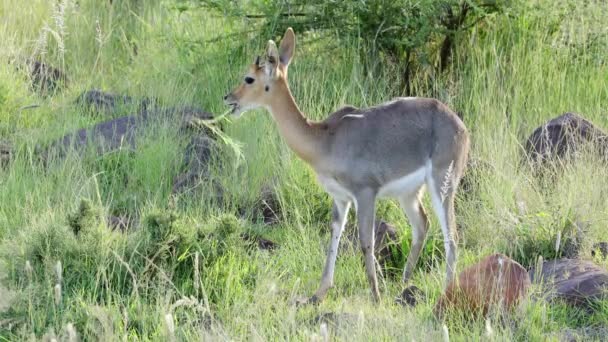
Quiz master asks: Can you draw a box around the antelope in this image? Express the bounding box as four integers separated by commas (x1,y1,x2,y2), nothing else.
224,28,470,303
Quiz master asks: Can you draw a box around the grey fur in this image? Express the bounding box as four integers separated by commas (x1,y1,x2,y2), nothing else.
309,97,469,303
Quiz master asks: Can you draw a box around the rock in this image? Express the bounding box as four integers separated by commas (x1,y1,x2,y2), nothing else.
41,115,140,162
395,285,425,307
529,258,608,311
181,135,215,171
172,135,217,194
107,215,130,232
0,140,12,168
27,59,67,95
374,220,399,264
76,89,147,115
549,327,608,342
591,242,608,260
241,233,278,251
434,253,531,319
252,185,281,225
76,90,215,132
312,312,361,329
343,220,399,268
45,90,222,197
42,103,217,164
144,105,214,128
524,113,608,167
458,157,492,197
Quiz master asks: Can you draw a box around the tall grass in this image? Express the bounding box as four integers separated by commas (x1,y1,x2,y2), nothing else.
0,0,607,340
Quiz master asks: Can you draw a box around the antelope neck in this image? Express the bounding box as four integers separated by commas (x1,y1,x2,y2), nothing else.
266,81,325,165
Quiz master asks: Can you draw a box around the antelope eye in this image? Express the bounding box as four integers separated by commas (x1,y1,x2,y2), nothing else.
244,77,255,84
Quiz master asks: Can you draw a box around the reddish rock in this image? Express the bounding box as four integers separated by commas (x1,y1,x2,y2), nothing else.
434,253,531,319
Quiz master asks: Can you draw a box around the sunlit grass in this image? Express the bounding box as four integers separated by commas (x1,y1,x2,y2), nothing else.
0,0,607,340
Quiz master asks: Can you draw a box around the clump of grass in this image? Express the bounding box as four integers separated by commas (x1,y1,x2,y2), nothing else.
498,208,583,268
67,199,101,235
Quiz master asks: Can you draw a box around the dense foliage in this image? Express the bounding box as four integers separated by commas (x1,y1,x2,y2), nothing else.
192,0,509,93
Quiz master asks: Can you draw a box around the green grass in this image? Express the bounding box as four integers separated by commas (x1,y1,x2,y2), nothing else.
1,0,607,340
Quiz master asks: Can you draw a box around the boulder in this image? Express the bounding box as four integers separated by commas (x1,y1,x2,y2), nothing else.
434,253,531,319
458,157,492,197
549,327,608,342
0,140,12,168
40,91,222,198
107,215,131,232
27,59,67,95
76,90,215,129
42,104,215,163
312,312,361,329
241,232,278,251
374,221,399,264
591,242,608,260
524,113,608,167
529,258,608,311
343,220,399,268
41,115,140,162
252,185,281,225
143,105,214,130
171,135,217,194
76,89,147,115
396,285,425,307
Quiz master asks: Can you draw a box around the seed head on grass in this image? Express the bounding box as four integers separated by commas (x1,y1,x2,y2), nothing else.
24,260,33,280
194,252,200,295
65,323,78,342
55,260,62,284
164,313,176,342
442,324,450,342
54,283,62,306
319,322,329,342
485,318,494,338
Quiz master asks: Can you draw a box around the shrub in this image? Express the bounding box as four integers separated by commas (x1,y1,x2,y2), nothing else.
191,0,509,94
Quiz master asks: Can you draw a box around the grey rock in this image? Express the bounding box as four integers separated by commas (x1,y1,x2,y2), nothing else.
524,113,608,167
529,258,608,311
0,140,12,168
395,285,425,307
591,242,608,260
76,89,146,115
28,59,67,95
42,115,140,162
172,135,217,194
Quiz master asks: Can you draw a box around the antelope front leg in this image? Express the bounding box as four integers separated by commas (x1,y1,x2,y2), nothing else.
307,199,350,304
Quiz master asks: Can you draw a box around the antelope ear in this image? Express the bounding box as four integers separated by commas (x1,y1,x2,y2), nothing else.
279,28,295,67
264,40,280,77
